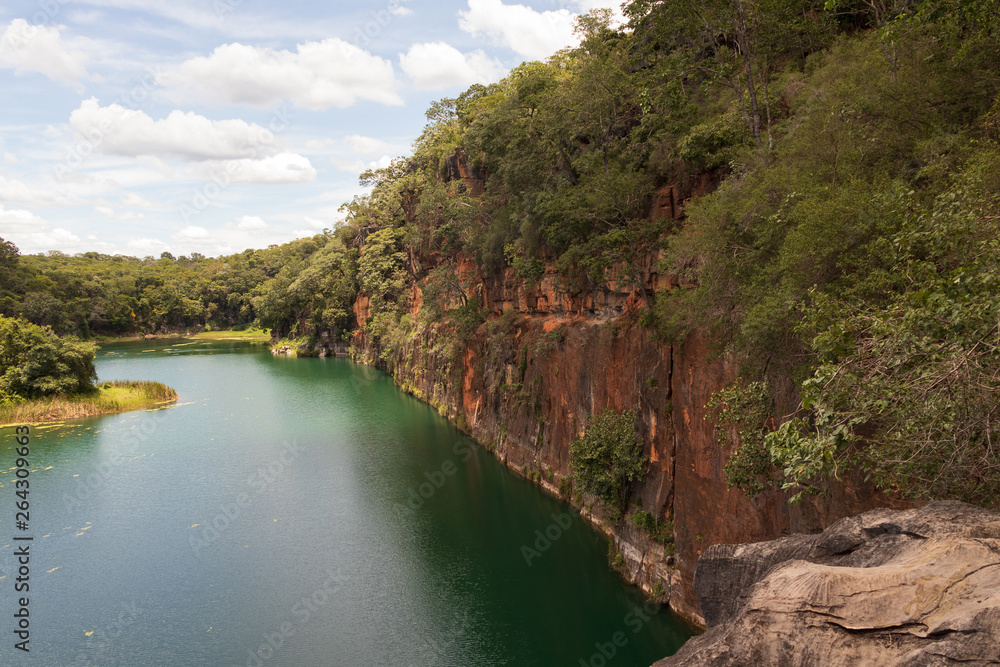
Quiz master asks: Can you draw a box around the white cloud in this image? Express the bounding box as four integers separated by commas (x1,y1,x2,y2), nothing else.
68,10,105,24
303,216,328,229
237,215,267,230
576,0,627,20
458,0,577,60
329,154,394,175
174,226,210,240
0,20,90,83
399,42,505,90
4,152,17,164
94,205,145,221
305,134,405,174
196,152,317,185
344,135,401,158
0,175,78,207
120,192,160,209
126,237,171,257
157,40,403,110
0,205,87,254
69,98,284,161
60,0,347,42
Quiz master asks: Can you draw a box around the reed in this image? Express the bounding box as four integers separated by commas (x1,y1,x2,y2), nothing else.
0,380,178,426
189,328,271,340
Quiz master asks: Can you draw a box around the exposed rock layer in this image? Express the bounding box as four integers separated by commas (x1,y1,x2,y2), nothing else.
654,501,1000,666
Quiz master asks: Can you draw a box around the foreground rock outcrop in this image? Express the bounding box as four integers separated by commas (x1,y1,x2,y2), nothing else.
654,501,1000,666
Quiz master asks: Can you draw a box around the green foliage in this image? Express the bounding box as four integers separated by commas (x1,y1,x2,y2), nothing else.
569,409,648,512
4,0,1000,517
559,475,574,500
676,108,751,170
0,234,347,339
708,381,777,499
0,316,97,401
766,152,1000,505
631,508,676,549
608,541,628,574
630,508,655,531
534,330,564,356
358,227,408,343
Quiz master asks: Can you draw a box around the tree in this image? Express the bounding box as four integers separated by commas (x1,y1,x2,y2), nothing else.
760,150,1000,506
0,237,20,297
0,237,18,269
626,0,830,149
0,316,97,402
285,238,358,338
357,227,408,341
569,409,648,514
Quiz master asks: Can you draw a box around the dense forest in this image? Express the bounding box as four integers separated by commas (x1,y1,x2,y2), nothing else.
4,0,1000,506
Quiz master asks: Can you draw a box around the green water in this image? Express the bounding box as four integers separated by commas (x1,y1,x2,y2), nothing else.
0,339,691,665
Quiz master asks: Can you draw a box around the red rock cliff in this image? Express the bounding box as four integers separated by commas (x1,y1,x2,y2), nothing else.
349,155,909,627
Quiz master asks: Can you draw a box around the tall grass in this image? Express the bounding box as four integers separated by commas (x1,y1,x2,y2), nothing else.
190,328,270,340
0,380,178,426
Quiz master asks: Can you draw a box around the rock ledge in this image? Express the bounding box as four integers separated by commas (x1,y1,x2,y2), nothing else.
655,501,1000,666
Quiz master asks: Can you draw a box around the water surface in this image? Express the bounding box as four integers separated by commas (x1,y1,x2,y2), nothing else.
0,339,691,665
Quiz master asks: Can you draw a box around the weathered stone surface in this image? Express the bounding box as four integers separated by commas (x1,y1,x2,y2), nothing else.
654,501,1000,666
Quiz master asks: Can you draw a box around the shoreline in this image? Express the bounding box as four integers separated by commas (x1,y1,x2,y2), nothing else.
92,328,271,344
0,380,179,427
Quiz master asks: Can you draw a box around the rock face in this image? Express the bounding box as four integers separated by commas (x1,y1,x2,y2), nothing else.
348,148,910,626
654,501,1000,666
350,257,909,625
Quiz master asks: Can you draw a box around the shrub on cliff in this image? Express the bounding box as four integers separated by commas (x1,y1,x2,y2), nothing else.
764,155,1000,507
569,409,648,514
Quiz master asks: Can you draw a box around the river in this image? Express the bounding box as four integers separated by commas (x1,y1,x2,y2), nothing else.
0,339,691,665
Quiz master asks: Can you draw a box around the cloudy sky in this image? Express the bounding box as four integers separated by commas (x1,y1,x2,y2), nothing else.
0,0,622,258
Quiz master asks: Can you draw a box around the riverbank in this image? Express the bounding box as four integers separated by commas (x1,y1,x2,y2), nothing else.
0,380,178,427
188,328,270,341
92,328,271,343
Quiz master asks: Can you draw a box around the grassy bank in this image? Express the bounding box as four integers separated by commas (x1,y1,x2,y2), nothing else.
188,328,270,341
0,380,178,427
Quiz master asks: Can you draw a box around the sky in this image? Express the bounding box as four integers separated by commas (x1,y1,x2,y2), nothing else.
0,0,623,258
